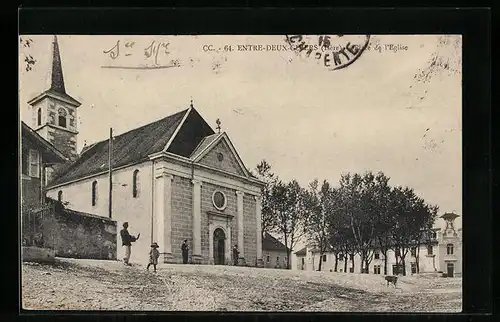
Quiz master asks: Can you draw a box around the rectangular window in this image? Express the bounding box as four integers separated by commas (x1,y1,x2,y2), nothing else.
374,265,381,274
374,252,380,259
447,244,454,255
427,245,433,255
411,263,417,274
29,149,40,178
322,254,327,262
276,256,280,263
266,256,270,263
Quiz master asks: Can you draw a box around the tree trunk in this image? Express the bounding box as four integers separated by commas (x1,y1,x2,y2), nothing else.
416,244,420,274
350,254,355,273
334,254,338,272
287,248,293,270
401,255,406,276
364,258,370,274
383,250,388,275
318,252,323,271
359,252,365,274
344,255,348,272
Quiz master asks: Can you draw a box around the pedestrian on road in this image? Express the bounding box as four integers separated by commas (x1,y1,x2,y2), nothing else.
233,244,239,266
147,242,160,272
120,222,140,265
181,239,189,264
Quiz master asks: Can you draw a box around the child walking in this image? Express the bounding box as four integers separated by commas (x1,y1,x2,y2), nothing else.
147,242,160,272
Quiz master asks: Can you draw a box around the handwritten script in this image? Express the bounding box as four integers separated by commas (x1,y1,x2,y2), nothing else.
102,39,178,70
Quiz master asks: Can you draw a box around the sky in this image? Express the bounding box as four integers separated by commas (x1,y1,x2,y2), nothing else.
19,35,462,237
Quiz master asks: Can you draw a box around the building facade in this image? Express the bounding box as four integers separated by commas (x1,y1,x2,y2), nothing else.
21,121,68,207
295,214,462,277
34,36,266,266
262,233,289,269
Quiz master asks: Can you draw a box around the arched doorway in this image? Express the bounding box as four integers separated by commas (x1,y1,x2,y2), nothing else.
213,228,226,265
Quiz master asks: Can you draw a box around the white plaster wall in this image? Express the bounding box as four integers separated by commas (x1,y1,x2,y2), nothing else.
303,244,442,276
47,161,154,264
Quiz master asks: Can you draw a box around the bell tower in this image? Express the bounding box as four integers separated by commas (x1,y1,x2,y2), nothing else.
27,35,81,161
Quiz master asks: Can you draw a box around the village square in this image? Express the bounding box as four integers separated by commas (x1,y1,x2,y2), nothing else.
20,35,462,312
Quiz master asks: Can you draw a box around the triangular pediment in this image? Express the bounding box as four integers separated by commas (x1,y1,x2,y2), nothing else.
192,133,249,178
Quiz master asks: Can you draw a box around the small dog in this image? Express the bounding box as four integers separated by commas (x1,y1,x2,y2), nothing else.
385,275,398,288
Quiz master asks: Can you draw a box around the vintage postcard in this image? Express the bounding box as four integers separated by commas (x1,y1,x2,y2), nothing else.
19,34,462,312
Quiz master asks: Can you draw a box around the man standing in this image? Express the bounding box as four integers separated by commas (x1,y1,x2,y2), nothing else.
120,222,140,265
233,244,239,266
181,239,189,264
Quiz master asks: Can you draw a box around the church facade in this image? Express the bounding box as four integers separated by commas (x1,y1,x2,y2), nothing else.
30,36,266,266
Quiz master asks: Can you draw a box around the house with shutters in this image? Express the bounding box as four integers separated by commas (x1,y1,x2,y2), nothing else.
295,213,462,277
33,36,266,266
21,121,68,207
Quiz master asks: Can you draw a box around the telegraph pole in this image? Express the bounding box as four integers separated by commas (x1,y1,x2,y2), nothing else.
108,127,113,219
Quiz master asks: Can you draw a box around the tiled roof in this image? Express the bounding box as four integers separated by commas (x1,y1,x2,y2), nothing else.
48,108,190,186
262,233,289,252
295,247,307,256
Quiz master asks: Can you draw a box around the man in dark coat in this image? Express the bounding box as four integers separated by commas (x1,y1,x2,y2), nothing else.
233,244,239,266
120,222,140,265
181,239,189,264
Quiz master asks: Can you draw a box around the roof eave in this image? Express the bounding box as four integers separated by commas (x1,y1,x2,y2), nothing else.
21,122,69,162
27,90,81,107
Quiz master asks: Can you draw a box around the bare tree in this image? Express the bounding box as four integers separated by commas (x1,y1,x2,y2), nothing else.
303,179,340,271
255,160,278,239
390,187,438,276
273,180,307,269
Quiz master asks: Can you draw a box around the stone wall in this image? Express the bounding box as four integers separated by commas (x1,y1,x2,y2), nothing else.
243,194,257,266
48,128,77,160
50,207,117,260
171,176,193,263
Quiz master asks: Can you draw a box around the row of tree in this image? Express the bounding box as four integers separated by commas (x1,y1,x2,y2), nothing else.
254,160,439,275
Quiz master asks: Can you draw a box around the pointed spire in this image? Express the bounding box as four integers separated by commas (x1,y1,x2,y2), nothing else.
50,35,66,94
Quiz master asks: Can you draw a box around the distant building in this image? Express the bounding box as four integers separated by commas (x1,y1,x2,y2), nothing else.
21,121,68,207
32,36,266,266
295,213,462,277
262,232,290,269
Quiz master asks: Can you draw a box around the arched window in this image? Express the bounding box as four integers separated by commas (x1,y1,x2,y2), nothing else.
92,180,98,206
57,190,63,202
37,108,42,126
58,108,67,128
132,169,140,198
446,243,454,255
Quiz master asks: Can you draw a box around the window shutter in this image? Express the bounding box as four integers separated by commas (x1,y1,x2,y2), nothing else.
29,149,40,178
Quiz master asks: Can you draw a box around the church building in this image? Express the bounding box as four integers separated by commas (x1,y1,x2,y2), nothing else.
29,36,266,267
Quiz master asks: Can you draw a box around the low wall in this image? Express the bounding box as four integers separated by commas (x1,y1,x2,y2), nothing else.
22,246,55,263
51,208,117,260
